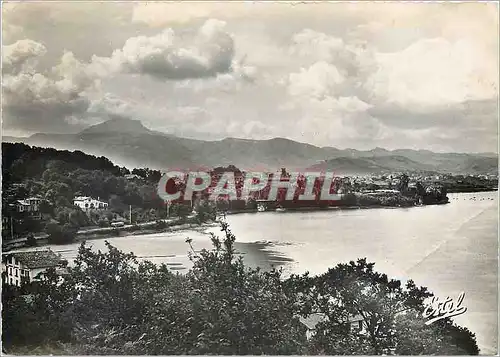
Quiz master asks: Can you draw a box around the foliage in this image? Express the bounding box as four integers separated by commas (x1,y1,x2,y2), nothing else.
2,222,307,354
194,201,217,224
2,270,75,348
135,221,307,355
340,193,358,206
45,223,77,244
26,233,37,247
396,173,410,193
287,258,478,355
170,203,192,219
3,222,480,355
2,143,166,236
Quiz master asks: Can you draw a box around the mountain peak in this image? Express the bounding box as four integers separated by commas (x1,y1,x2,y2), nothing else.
80,117,152,135
372,147,390,153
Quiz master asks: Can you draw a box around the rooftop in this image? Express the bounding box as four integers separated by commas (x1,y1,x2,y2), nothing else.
16,200,31,206
299,313,328,330
74,196,91,200
5,250,66,269
74,196,106,202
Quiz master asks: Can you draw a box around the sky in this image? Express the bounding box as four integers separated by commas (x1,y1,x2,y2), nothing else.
2,1,499,153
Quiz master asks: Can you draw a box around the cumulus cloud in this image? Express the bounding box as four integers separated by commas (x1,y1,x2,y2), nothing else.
278,24,498,151
2,2,497,152
87,93,135,118
366,37,498,107
1,19,249,135
92,19,235,80
288,61,345,99
282,29,379,146
2,41,100,133
2,39,47,75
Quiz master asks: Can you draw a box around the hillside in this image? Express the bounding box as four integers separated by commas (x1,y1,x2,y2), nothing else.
3,118,497,174
2,142,125,183
189,137,329,170
307,155,438,175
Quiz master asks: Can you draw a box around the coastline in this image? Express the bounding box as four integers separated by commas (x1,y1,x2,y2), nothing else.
3,189,496,251
446,188,498,193
2,200,447,251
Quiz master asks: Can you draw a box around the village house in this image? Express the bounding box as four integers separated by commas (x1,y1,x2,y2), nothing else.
73,196,109,211
15,196,42,214
9,196,44,221
2,250,67,287
299,313,367,340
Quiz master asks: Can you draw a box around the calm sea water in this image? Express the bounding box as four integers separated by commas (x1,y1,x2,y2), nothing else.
22,191,498,354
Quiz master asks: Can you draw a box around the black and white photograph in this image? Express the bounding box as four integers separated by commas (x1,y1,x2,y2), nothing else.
1,1,498,355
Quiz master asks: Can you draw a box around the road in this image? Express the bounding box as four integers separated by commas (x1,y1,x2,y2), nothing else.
2,217,192,250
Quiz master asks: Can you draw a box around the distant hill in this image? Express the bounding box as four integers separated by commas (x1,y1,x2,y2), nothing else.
2,142,124,183
307,155,438,175
3,118,498,174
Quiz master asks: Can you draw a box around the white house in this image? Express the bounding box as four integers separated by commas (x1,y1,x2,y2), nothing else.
2,250,67,287
73,196,108,211
16,196,42,213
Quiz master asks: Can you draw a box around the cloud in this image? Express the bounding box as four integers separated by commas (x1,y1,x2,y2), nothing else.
2,42,100,133
1,19,249,135
92,19,235,80
277,24,499,152
2,2,497,152
87,93,135,118
366,37,498,107
281,29,378,146
288,61,345,99
2,39,47,75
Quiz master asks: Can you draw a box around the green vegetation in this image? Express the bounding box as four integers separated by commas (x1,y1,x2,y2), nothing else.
441,175,498,193
2,143,190,242
2,143,492,246
2,221,479,355
342,192,416,207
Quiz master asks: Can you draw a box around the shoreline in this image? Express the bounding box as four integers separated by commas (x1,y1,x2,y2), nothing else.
3,203,444,250
3,190,496,251
446,188,498,193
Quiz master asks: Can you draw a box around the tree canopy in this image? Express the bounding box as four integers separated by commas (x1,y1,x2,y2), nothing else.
2,221,479,355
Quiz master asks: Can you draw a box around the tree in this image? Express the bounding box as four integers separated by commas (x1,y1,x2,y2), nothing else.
43,182,73,207
397,174,410,194
45,223,77,244
415,181,426,197
39,200,54,215
136,220,307,355
2,219,479,355
68,209,90,228
109,194,126,213
287,259,478,355
170,203,192,219
394,310,479,355
2,270,75,350
194,201,217,224
26,233,37,247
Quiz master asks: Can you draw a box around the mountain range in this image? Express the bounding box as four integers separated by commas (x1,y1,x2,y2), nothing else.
3,118,498,175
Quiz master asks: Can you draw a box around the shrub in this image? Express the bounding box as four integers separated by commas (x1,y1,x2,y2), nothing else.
2,222,479,355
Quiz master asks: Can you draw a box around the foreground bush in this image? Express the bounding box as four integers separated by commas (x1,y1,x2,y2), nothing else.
2,221,479,355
